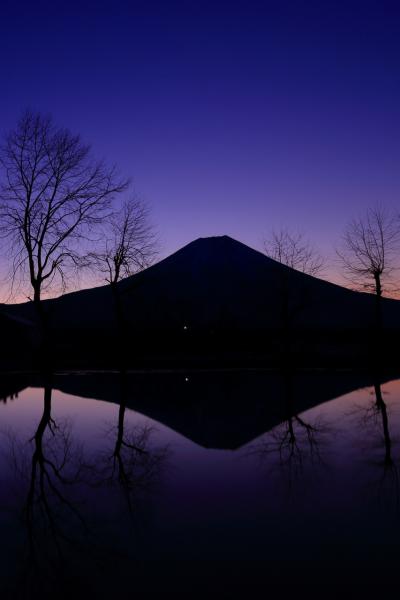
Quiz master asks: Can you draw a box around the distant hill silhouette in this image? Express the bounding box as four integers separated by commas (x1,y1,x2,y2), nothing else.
1,235,400,367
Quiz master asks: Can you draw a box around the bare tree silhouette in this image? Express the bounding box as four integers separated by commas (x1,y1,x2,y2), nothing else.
263,230,325,358
264,228,324,276
87,196,157,365
337,206,400,325
0,110,128,306
89,196,157,285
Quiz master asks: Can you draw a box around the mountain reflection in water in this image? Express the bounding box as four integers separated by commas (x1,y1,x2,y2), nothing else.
0,370,400,598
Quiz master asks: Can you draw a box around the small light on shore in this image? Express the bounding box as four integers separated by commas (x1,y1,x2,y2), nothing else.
185,377,189,382
183,325,188,330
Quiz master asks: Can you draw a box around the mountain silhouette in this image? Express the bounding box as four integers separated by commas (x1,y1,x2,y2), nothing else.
3,235,400,330
1,235,400,367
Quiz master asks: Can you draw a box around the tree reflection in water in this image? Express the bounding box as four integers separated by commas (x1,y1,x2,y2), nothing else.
251,371,332,491
1,374,94,598
355,380,400,513
93,370,168,517
0,371,167,599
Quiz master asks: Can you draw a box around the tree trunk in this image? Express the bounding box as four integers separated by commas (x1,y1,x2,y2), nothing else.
32,281,52,368
32,281,43,326
33,285,41,304
374,272,383,332
111,282,127,369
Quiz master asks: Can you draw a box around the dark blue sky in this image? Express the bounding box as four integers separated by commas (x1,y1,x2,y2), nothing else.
1,0,400,283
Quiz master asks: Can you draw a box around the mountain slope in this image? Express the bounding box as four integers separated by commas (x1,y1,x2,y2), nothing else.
2,235,400,332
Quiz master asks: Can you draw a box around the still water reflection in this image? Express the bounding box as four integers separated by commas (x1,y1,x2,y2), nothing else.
0,370,400,597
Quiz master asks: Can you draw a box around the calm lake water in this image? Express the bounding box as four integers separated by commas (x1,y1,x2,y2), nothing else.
0,370,400,598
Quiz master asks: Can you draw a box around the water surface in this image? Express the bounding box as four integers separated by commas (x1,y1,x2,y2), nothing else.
0,370,399,598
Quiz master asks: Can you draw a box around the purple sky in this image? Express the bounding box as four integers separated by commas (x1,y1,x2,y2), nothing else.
1,0,400,294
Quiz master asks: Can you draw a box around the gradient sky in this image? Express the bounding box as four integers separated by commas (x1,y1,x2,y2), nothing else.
1,0,400,296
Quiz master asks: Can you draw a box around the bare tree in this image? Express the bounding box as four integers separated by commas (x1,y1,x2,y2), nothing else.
264,228,324,276
89,196,157,286
84,197,157,368
337,206,400,299
263,229,325,349
0,110,128,305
